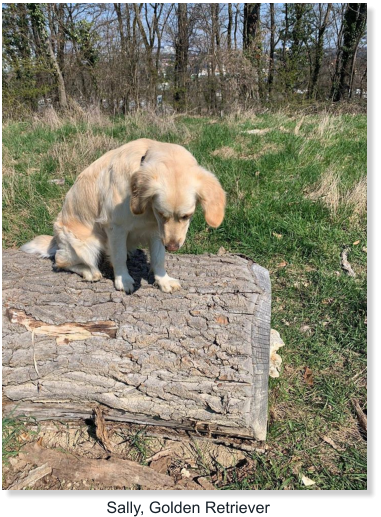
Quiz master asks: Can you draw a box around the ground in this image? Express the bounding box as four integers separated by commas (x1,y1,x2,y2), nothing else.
2,107,367,490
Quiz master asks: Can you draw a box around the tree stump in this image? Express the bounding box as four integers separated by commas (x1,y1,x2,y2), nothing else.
2,249,271,440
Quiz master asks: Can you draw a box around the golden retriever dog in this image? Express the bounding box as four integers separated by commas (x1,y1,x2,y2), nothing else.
21,138,226,293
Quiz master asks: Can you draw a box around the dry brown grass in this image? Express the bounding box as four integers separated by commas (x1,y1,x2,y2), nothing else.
49,131,119,179
124,109,192,141
32,106,63,130
32,103,110,130
313,113,344,138
2,145,17,177
211,146,238,159
345,176,367,220
307,169,341,215
307,169,367,220
211,141,281,161
31,104,191,142
225,108,258,127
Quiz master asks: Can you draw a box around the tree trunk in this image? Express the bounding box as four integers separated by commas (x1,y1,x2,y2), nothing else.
333,3,367,102
114,3,131,115
28,3,68,109
243,3,261,51
309,3,332,99
133,3,156,107
287,4,307,93
227,3,232,51
268,3,275,94
243,3,262,99
174,3,188,111
234,4,239,50
114,3,127,54
3,250,271,441
55,4,65,78
211,3,223,112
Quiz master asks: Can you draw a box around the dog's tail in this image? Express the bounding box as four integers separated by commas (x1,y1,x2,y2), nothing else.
21,235,58,259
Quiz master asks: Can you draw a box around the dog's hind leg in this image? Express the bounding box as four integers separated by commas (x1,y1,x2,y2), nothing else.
54,219,103,281
68,263,102,281
55,244,102,281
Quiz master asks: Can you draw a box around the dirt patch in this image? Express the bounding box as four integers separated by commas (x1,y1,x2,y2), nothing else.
243,128,271,135
211,142,281,161
2,420,249,490
211,146,238,159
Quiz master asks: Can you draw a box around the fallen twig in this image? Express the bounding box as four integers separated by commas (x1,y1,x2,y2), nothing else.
341,246,356,277
352,399,367,434
9,463,52,490
93,406,113,453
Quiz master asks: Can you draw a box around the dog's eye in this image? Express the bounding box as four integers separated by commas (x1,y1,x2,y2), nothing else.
158,212,169,222
181,214,193,221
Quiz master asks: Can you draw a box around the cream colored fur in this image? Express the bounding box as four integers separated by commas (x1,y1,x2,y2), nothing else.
21,138,226,293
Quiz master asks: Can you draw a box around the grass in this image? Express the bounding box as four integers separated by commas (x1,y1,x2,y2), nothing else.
2,108,367,490
2,414,38,466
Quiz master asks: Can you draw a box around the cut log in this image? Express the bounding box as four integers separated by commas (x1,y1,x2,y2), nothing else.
2,249,271,440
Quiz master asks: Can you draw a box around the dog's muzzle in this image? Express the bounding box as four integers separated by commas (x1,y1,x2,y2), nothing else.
165,242,180,252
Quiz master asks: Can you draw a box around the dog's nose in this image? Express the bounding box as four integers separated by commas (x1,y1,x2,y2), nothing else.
165,242,180,252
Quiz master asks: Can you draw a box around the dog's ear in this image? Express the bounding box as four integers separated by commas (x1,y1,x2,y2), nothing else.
196,168,226,228
130,171,152,215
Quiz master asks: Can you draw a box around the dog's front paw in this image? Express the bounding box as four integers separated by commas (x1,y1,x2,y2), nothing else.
156,276,182,293
114,274,135,293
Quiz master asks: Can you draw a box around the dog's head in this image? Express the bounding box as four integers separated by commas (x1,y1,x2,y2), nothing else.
130,143,226,252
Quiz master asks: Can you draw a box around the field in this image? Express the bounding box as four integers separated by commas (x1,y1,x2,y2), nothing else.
2,108,367,490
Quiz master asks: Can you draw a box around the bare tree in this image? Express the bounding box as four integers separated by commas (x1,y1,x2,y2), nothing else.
268,3,276,94
133,3,167,106
3,3,367,117
233,3,240,50
333,3,367,101
243,3,262,99
28,3,68,108
174,3,188,111
309,3,332,99
227,3,233,51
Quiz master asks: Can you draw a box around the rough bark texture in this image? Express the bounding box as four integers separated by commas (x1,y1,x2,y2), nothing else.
3,250,271,440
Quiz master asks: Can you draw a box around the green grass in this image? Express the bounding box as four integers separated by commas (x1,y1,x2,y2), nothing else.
2,413,38,466
2,109,367,490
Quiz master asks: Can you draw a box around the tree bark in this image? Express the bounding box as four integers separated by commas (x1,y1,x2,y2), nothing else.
133,3,157,107
333,3,367,101
174,3,188,111
243,3,261,52
268,3,276,94
3,250,271,441
210,3,221,112
55,4,65,78
243,3,262,99
227,3,233,51
234,4,239,50
309,3,332,99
